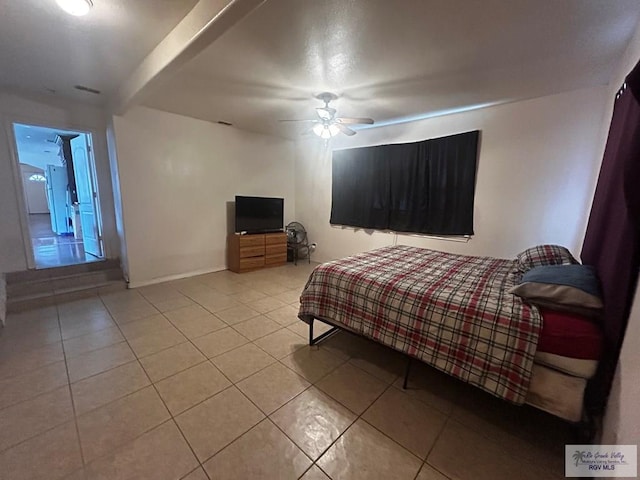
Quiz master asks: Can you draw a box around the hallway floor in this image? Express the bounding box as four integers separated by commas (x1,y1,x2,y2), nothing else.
0,263,571,480
28,213,101,269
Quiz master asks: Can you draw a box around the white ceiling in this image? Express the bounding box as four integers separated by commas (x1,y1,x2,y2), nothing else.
2,1,639,138
13,123,84,170
141,0,640,138
0,0,198,103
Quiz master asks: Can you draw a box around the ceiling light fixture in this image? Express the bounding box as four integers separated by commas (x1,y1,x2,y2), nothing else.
313,123,340,139
280,92,373,138
56,0,93,16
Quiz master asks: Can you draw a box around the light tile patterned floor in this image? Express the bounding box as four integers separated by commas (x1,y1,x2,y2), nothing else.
0,262,572,479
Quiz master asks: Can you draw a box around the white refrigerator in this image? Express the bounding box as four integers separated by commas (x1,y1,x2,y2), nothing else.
45,165,72,235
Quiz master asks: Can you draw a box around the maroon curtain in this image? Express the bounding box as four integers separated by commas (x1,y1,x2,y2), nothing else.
581,60,640,413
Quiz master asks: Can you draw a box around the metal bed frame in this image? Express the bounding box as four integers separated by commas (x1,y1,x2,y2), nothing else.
307,316,413,389
306,314,595,440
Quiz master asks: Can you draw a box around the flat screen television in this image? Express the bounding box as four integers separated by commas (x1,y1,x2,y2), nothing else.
235,195,284,234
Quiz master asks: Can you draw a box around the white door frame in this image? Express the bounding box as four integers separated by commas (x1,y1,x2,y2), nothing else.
4,116,107,270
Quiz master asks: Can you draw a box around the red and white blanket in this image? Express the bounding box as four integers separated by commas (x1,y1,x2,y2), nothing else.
298,245,542,404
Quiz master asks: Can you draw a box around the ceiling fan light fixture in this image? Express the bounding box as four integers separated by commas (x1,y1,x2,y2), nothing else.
316,107,335,121
281,92,372,138
313,123,340,140
313,123,340,139
56,0,93,16
312,123,328,138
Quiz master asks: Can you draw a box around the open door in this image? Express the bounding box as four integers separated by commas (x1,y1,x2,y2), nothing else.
71,134,103,258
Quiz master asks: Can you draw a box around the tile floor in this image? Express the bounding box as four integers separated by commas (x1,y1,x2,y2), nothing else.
0,262,572,480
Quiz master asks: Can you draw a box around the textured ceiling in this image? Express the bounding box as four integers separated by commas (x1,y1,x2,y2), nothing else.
0,0,198,103
3,1,638,136
141,0,640,138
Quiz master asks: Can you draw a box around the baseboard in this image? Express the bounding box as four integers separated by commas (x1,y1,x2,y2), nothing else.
127,265,228,289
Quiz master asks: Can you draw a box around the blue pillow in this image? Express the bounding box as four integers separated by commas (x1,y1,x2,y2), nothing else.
522,265,601,296
508,264,603,312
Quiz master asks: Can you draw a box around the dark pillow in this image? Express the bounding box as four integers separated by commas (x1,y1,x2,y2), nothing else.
508,264,603,313
515,245,578,274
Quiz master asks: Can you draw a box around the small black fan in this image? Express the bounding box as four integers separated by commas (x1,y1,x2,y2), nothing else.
286,222,307,244
286,222,311,265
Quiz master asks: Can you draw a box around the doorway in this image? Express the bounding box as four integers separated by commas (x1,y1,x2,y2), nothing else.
12,123,104,269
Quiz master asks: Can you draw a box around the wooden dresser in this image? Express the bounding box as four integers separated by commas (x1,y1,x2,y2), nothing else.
227,232,287,273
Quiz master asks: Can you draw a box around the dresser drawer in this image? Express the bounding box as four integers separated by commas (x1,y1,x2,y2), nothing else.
265,253,287,266
265,244,287,256
240,245,265,258
238,235,265,248
265,232,287,245
240,256,265,271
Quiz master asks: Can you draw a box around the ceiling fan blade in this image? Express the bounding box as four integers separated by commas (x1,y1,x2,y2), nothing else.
336,117,374,125
278,119,316,123
316,107,336,120
335,123,356,136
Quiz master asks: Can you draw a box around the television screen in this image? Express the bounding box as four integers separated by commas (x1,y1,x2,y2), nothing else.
235,196,284,233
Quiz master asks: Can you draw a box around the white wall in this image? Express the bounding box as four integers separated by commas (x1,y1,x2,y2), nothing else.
15,149,63,171
111,106,295,287
600,20,640,447
0,89,119,273
20,164,48,214
106,120,130,281
295,85,610,264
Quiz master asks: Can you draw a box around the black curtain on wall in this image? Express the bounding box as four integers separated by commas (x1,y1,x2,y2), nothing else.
331,145,390,230
331,130,479,235
581,60,640,414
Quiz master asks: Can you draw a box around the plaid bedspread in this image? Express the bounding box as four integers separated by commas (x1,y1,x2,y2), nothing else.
298,245,542,404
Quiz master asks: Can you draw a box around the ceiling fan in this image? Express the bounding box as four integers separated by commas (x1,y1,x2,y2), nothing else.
280,92,374,138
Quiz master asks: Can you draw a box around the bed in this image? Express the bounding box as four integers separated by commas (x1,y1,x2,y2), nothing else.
298,244,601,423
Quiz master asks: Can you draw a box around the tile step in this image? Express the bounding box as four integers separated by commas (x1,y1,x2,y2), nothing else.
6,268,124,297
5,259,121,284
6,279,127,314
